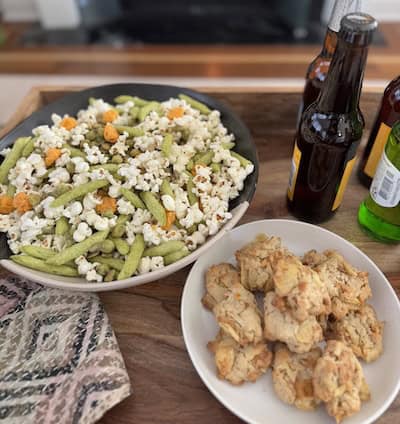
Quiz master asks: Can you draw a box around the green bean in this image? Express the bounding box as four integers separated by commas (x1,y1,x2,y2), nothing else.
138,101,160,121
21,137,36,157
51,179,109,208
96,263,110,276
143,240,185,257
100,239,115,253
11,255,78,277
6,185,16,197
129,106,139,119
160,179,174,198
114,125,144,137
129,148,140,158
164,247,190,265
222,142,235,150
161,133,173,158
90,255,124,271
140,192,167,226
114,95,149,106
186,223,197,235
230,151,252,168
117,234,145,280
210,163,221,173
20,245,56,259
86,130,97,141
111,214,130,238
178,94,211,115
186,178,198,206
89,97,97,105
0,137,30,184
120,187,145,209
195,150,214,166
100,142,111,151
112,238,130,255
46,230,109,265
28,193,41,207
66,162,75,174
110,154,122,164
62,144,86,158
90,163,120,172
55,217,69,236
104,269,116,282
186,159,194,172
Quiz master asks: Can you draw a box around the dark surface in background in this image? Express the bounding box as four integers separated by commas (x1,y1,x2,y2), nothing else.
19,0,385,46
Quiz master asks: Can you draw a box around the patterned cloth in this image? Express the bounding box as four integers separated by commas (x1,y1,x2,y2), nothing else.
0,276,131,423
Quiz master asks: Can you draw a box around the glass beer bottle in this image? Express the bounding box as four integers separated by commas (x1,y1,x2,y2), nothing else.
300,0,362,119
287,13,377,223
358,121,400,242
357,75,400,187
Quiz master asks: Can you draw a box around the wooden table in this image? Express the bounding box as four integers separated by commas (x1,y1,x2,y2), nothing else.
1,86,399,424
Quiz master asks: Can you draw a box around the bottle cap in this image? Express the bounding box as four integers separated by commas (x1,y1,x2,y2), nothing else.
339,13,378,45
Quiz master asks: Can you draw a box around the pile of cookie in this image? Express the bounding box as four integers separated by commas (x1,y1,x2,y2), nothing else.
202,234,384,423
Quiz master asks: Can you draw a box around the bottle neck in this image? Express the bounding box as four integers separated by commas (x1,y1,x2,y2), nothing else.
317,38,369,114
320,28,338,57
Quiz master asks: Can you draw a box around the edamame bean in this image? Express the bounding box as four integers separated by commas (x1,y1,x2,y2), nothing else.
66,162,75,174
143,240,185,257
112,238,130,255
100,239,115,253
164,247,189,265
55,216,70,236
130,106,139,119
186,178,198,206
104,269,116,282
52,183,71,197
117,234,145,280
222,142,235,150
90,255,124,271
89,97,97,105
120,187,145,209
111,154,123,164
51,179,109,208
186,159,194,172
230,151,252,168
90,163,120,172
114,125,144,137
140,192,167,226
138,102,160,121
46,230,109,265
161,134,173,158
114,95,148,106
195,150,213,166
21,137,36,157
28,193,41,207
20,245,56,259
11,255,78,277
210,163,221,173
86,130,97,141
160,179,174,198
6,185,16,197
96,263,110,276
178,94,211,115
62,144,86,158
111,214,130,238
0,137,30,184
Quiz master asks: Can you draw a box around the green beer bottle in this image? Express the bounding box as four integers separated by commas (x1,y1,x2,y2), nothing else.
358,121,400,242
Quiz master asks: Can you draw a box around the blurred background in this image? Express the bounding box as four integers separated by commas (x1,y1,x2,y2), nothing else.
0,0,399,123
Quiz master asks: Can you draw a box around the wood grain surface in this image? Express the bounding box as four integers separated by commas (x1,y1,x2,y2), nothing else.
1,87,399,424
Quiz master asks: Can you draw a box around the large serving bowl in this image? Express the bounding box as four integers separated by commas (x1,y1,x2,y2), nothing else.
0,83,258,291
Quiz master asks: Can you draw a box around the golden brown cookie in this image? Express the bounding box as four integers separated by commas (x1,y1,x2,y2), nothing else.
272,255,331,322
313,340,370,423
264,292,323,353
202,263,240,310
208,331,272,385
214,283,263,345
235,234,286,292
272,344,322,411
327,304,384,362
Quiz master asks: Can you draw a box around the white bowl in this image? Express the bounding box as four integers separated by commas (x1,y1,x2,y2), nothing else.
181,219,400,424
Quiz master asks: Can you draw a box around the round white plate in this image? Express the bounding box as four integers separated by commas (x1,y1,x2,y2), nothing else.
181,219,400,424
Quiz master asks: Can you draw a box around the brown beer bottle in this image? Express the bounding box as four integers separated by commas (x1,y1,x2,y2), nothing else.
299,0,362,119
357,75,400,187
287,13,377,223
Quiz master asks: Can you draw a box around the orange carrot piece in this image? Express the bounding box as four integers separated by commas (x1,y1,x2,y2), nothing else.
167,107,184,120
162,210,176,230
103,123,119,143
0,195,15,214
13,192,32,214
102,109,119,123
60,116,78,130
95,196,117,214
45,148,62,167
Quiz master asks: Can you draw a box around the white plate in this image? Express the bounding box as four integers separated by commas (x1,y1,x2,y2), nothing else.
181,219,400,424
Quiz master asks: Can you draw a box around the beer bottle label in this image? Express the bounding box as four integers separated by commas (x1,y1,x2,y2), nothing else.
287,142,301,201
364,122,391,178
332,156,356,211
370,151,400,207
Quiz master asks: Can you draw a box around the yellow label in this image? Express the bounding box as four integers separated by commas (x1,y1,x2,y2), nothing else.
364,122,391,178
332,157,356,211
287,142,301,201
